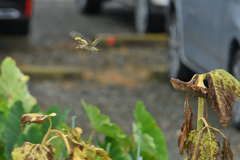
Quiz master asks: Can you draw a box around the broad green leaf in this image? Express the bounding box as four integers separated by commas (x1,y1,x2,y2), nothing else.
0,57,36,112
3,101,25,158
26,126,44,144
133,101,168,160
184,129,222,159
30,104,42,114
0,133,7,160
133,123,158,160
82,100,132,147
12,142,55,160
204,69,240,127
0,101,10,129
98,136,132,160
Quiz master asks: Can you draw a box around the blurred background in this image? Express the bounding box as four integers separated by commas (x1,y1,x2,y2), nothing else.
0,0,240,159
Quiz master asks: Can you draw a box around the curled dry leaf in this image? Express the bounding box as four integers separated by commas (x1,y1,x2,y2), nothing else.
170,74,209,98
67,127,111,160
206,69,240,127
12,142,55,160
20,113,57,131
71,127,83,139
220,130,234,160
184,128,222,159
178,96,193,157
171,69,240,127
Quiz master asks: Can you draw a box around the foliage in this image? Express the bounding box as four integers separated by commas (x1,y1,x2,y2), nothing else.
0,57,70,160
12,113,111,160
170,69,239,159
82,100,168,160
0,57,36,112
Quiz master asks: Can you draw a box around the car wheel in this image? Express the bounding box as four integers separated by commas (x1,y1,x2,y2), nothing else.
231,50,240,129
134,0,149,33
78,0,101,14
167,12,192,81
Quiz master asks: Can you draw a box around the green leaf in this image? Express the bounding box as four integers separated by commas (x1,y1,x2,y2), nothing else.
133,101,168,160
205,69,240,126
82,100,132,148
26,126,44,144
0,101,10,129
30,104,42,114
0,132,7,160
0,57,36,112
3,101,25,158
101,136,132,160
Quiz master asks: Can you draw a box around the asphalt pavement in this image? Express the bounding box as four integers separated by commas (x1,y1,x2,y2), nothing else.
0,0,240,159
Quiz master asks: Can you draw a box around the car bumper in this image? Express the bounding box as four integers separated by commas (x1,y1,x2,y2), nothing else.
0,8,21,19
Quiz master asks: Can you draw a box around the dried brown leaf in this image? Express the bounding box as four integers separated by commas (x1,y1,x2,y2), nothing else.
20,113,56,131
220,131,234,160
206,69,240,127
170,74,209,98
178,96,193,157
12,142,55,160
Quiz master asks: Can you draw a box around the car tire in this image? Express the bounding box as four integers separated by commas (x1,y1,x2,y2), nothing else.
231,50,240,129
167,11,193,81
78,0,101,14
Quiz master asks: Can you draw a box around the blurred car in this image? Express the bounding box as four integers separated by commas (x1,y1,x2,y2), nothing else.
0,0,33,34
167,0,240,129
77,0,169,33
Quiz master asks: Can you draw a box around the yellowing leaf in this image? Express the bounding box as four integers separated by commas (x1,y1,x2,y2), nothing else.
205,69,240,127
184,129,222,159
20,113,57,131
12,142,55,160
171,69,240,127
67,127,111,160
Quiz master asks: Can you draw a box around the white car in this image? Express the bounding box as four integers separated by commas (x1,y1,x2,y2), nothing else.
78,0,169,33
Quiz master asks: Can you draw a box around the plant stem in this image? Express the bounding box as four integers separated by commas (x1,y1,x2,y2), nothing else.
42,129,71,154
136,130,142,160
88,129,95,142
197,97,204,131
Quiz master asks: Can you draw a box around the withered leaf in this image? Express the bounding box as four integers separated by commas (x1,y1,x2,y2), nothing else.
220,130,234,160
12,142,55,160
170,74,209,98
178,96,193,157
67,127,111,160
184,129,222,159
206,69,240,127
20,113,57,131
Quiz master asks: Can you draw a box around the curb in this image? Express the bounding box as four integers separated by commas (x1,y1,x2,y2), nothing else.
99,33,167,46
19,65,82,79
19,65,167,81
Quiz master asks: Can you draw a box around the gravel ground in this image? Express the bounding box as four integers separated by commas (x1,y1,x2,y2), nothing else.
0,0,240,159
